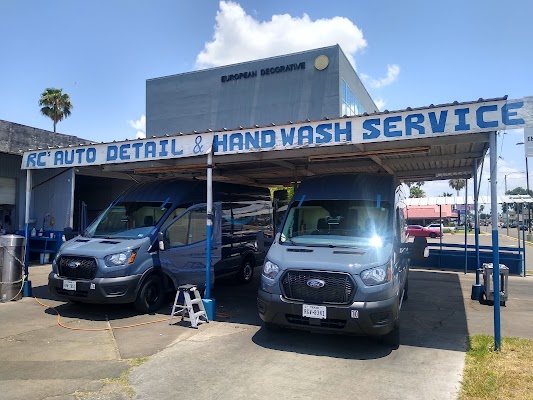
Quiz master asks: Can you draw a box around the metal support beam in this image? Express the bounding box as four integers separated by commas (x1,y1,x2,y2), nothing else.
464,180,468,274
471,158,483,300
204,148,215,321
490,131,501,351
368,155,395,174
23,169,32,297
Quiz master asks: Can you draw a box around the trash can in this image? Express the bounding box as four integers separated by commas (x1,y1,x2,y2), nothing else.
482,263,509,306
0,234,26,302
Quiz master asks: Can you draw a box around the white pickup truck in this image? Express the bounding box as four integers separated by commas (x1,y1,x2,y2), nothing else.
426,223,456,232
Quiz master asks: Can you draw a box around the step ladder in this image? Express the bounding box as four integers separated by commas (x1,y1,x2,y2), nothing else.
169,284,209,328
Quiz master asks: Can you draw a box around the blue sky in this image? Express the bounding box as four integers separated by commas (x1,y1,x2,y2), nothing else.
1,0,531,197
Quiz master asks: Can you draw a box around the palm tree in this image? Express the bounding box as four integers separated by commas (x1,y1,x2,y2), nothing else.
409,186,425,198
448,179,466,196
39,88,73,133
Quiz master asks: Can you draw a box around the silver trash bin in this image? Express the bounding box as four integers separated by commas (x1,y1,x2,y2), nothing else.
482,263,509,306
0,234,26,302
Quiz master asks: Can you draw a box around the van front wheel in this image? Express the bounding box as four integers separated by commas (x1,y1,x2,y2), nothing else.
381,319,400,349
134,275,165,313
236,257,255,283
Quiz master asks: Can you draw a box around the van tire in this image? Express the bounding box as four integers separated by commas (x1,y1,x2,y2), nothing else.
403,278,409,302
264,322,281,332
236,257,255,283
134,275,165,313
382,319,400,349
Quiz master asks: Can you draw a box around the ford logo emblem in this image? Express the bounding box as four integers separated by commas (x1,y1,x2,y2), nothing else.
306,279,325,288
68,261,81,269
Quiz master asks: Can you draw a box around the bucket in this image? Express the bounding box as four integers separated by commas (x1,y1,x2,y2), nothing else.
39,253,50,264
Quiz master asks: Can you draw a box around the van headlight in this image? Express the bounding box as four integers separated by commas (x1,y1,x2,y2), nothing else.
360,263,392,286
262,260,280,279
104,249,137,267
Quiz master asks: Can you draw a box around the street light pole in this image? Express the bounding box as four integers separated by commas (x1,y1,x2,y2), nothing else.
505,175,509,236
504,170,526,236
516,142,531,237
527,157,531,234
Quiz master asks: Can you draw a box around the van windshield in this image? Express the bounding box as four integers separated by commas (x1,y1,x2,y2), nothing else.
280,199,391,247
83,201,171,239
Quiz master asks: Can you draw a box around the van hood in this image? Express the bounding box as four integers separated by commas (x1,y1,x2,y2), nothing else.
268,242,393,274
59,236,150,258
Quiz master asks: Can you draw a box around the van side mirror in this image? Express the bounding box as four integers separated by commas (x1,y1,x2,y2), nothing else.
399,236,429,259
158,231,166,251
256,231,274,252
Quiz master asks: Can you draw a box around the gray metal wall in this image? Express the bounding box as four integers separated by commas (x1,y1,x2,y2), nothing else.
147,45,375,136
0,153,26,231
31,168,75,232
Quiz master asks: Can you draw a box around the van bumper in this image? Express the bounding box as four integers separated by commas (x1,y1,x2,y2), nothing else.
48,272,141,304
257,289,399,336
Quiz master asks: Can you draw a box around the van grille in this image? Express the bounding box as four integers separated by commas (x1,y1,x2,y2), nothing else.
58,256,98,280
281,270,356,305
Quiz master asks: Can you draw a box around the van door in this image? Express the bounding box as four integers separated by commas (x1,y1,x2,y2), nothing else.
159,204,221,288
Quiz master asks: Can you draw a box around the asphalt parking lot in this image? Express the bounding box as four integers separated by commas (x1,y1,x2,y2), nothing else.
1,233,532,400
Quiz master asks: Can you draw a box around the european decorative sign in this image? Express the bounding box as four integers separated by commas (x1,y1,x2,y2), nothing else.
221,62,305,82
21,97,533,169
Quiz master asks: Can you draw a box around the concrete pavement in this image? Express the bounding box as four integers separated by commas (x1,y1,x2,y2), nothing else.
0,233,532,400
126,268,533,400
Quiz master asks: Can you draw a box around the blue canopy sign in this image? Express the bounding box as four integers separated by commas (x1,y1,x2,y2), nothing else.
22,133,213,169
21,97,533,169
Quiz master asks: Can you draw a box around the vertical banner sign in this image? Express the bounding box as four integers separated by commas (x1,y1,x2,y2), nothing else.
525,127,533,157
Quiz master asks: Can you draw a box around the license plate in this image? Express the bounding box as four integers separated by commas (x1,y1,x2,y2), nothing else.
302,304,326,319
63,280,76,291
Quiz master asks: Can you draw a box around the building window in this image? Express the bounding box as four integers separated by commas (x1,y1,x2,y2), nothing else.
341,80,365,116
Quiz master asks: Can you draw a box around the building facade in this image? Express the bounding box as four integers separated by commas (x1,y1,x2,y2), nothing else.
146,45,377,136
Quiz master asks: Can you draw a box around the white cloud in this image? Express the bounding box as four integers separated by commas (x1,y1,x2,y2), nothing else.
195,1,367,69
374,98,385,111
129,114,146,139
363,64,400,89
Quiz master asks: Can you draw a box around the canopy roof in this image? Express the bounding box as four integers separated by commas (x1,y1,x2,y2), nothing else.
21,96,533,187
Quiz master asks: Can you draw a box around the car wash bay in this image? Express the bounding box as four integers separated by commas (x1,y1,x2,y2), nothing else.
11,99,531,399
20,95,533,352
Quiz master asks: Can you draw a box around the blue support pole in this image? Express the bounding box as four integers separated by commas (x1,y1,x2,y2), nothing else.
490,131,501,351
472,159,483,300
23,169,32,297
522,206,526,276
203,149,216,320
464,180,468,274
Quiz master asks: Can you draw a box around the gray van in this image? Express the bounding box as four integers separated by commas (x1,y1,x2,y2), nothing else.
257,174,410,346
49,179,273,312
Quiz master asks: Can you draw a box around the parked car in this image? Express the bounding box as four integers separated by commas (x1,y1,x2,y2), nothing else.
406,225,442,238
426,223,455,232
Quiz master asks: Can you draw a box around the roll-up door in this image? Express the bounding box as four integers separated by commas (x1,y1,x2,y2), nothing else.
0,177,16,204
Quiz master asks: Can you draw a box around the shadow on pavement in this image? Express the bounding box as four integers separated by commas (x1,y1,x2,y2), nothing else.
30,266,469,356
215,268,469,355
